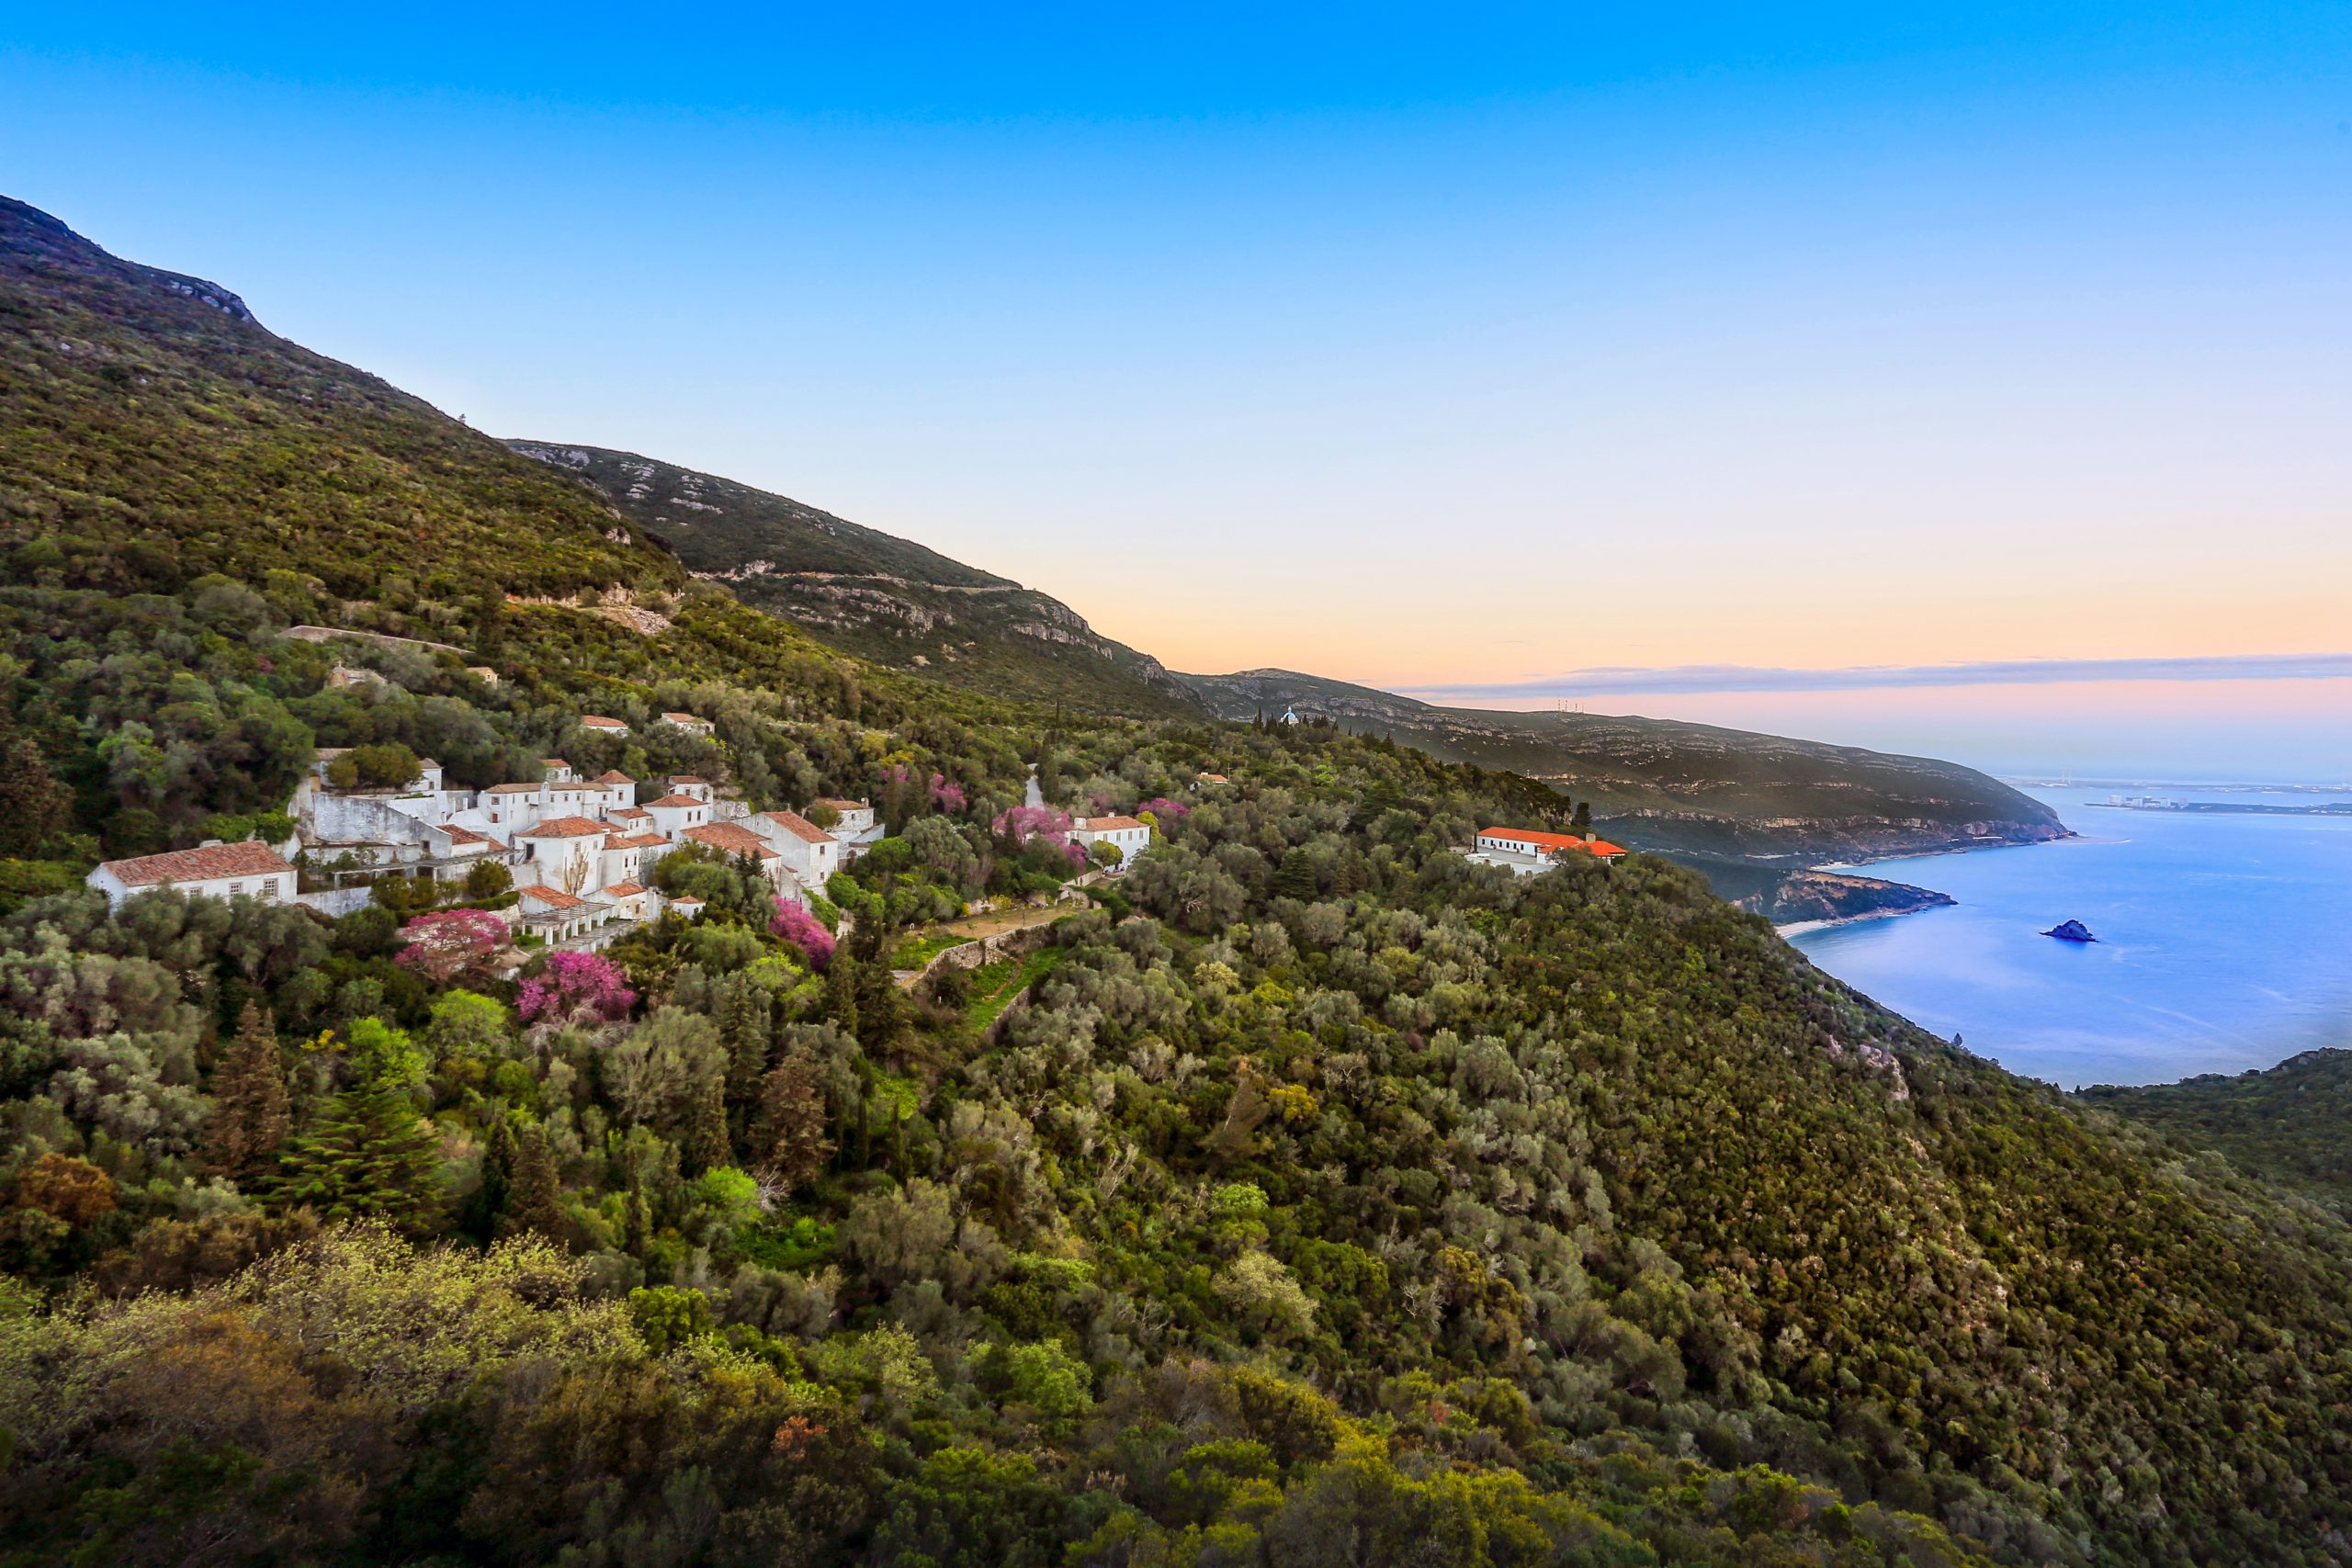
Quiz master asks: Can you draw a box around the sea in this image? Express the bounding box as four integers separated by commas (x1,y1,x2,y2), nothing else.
1789,784,2352,1089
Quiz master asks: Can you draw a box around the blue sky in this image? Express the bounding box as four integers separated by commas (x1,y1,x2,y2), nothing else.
6,5,2349,777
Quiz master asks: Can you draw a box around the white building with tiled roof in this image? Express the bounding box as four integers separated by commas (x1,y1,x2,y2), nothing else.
1070,815,1150,869
642,793,711,839
664,774,715,804
581,716,630,737
746,810,840,886
88,841,297,909
658,712,714,736
515,884,611,943
813,797,876,838
685,820,789,886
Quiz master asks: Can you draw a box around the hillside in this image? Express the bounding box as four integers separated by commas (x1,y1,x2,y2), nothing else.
1180,668,2068,866
0,198,685,604
2083,1047,2352,1215
509,442,1192,716
3,194,2349,1567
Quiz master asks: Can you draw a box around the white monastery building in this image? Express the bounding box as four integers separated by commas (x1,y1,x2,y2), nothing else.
88,841,298,909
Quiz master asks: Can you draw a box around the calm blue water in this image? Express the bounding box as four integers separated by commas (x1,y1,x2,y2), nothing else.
1791,784,2352,1088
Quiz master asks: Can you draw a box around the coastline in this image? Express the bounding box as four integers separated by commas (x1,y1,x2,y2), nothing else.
1778,907,1928,939
1816,827,2080,874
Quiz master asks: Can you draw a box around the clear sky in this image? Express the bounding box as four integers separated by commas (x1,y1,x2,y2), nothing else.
6,5,2348,777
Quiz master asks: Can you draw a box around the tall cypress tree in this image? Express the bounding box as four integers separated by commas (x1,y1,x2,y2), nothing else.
206,999,290,1189
756,1044,834,1194
500,1122,564,1241
720,977,771,1111
683,1069,730,1172
471,1111,518,1239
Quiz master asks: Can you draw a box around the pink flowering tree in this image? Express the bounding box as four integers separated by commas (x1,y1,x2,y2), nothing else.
929,772,967,815
991,804,1087,868
772,897,836,970
1136,797,1190,826
518,950,637,1024
393,908,511,984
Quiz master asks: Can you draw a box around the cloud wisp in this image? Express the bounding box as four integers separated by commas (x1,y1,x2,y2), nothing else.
1402,653,2352,702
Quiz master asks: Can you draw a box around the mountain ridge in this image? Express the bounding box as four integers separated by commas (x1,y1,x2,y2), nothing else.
506,440,1193,716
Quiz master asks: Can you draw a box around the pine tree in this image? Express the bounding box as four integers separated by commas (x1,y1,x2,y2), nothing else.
205,999,290,1188
1272,849,1318,903
500,1122,564,1241
1571,800,1592,835
273,1084,443,1229
756,1045,834,1193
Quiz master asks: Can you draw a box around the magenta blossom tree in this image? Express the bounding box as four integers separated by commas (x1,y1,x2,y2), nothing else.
393,908,511,984
771,897,836,969
991,804,1072,846
1136,797,1190,823
929,772,967,815
518,950,637,1024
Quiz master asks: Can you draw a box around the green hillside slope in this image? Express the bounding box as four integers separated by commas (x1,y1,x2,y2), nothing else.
508,441,1193,716
2,194,2346,1568
2084,1046,2352,1215
0,198,684,602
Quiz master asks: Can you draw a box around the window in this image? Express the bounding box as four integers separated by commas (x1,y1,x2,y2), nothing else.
227,882,244,895
259,881,278,902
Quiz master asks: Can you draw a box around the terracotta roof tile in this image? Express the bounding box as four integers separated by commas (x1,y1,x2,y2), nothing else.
755,810,834,845
1476,827,1627,858
102,841,295,887
642,793,704,809
687,822,778,858
520,816,608,838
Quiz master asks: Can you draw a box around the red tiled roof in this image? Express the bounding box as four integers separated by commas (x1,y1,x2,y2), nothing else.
606,806,650,819
687,822,778,858
485,782,541,795
102,841,295,887
812,796,867,811
642,793,704,809
521,816,608,838
518,885,586,909
1476,827,1628,858
593,770,633,784
543,759,569,768
668,773,709,785
581,716,628,728
756,810,834,845
441,825,492,846
1077,816,1145,832
603,881,647,897
662,712,704,724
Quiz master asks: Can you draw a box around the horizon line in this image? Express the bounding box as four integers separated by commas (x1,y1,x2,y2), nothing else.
1396,652,2352,701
